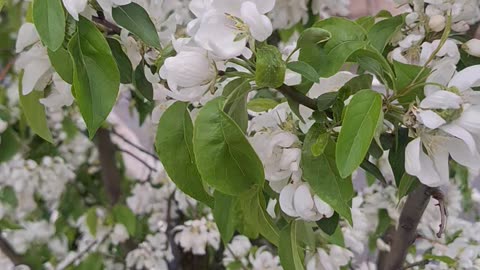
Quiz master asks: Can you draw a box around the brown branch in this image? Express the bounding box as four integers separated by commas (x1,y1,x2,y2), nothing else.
277,85,317,110
0,233,28,266
378,184,434,270
0,58,15,82
111,129,159,161
402,259,430,270
430,188,447,238
95,128,122,206
92,16,121,35
115,147,158,173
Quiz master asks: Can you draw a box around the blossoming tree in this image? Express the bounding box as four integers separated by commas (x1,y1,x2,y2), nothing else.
1,0,480,269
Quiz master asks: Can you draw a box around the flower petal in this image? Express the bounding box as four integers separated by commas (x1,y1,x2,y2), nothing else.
446,138,480,170
417,110,446,129
279,184,298,217
420,90,462,109
440,123,477,154
240,2,272,41
15,23,39,53
425,61,456,96
449,65,480,92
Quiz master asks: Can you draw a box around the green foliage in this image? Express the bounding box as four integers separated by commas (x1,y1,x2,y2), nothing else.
0,128,22,162
286,61,320,83
113,205,136,236
336,89,383,178
302,124,353,224
134,60,154,101
247,98,279,112
255,45,286,88
18,73,54,143
107,37,133,84
193,98,265,195
223,78,252,132
86,207,98,236
32,0,65,51
48,47,73,84
77,253,103,270
367,15,404,53
155,102,213,206
213,192,237,244
279,221,305,270
112,3,161,49
296,27,331,49
68,17,120,138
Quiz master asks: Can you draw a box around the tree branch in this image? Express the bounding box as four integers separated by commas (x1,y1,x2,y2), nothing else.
277,85,317,110
378,184,433,270
92,16,121,35
0,233,28,266
111,129,159,161
95,128,122,206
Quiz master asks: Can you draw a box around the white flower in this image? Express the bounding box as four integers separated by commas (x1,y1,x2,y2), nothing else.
279,182,334,221
97,0,131,14
190,0,274,59
39,73,74,109
159,40,217,102
62,0,88,20
15,23,39,53
429,14,446,32
111,223,129,245
463,39,480,57
248,246,282,270
174,218,220,255
269,0,308,29
223,235,252,267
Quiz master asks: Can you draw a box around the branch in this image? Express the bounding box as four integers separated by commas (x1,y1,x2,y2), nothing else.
430,188,447,238
378,184,433,270
115,147,158,173
277,85,317,111
95,128,122,206
0,233,28,266
111,129,159,161
0,57,15,82
402,259,430,270
92,16,121,35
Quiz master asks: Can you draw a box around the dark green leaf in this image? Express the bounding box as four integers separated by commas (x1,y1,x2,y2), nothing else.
255,45,286,88
389,128,410,186
316,212,339,235
398,174,419,200
336,89,382,178
360,159,386,184
0,128,22,162
155,102,213,206
134,60,153,101
297,27,331,48
287,61,319,83
194,98,264,195
302,124,353,224
223,78,252,132
107,38,133,84
77,253,103,270
316,92,338,111
33,0,65,51
0,187,18,208
279,222,305,270
213,192,237,245
113,205,136,236
68,17,120,138
393,61,430,103
48,47,73,84
112,3,161,49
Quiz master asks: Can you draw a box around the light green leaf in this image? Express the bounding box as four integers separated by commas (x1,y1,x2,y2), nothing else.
223,78,252,132
33,0,65,51
112,3,161,49
287,61,319,83
393,60,430,103
107,38,133,84
48,47,73,84
311,132,329,157
247,98,279,112
18,73,54,143
194,98,265,195
336,89,382,178
213,192,237,245
360,159,386,184
0,0,5,11
155,102,213,206
255,45,286,88
68,17,120,138
113,205,136,236
302,125,353,224
86,207,97,236
424,255,456,267
279,221,305,270
367,14,404,53
0,187,18,208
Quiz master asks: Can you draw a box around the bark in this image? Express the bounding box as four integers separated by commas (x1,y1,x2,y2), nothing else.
95,128,122,206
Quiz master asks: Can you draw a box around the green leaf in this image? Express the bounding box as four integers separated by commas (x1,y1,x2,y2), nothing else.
0,0,5,11
316,92,338,111
311,131,329,157
336,89,382,178
213,192,237,245
113,205,136,236
112,3,161,49
367,15,404,53
393,61,430,103
223,78,252,132
0,187,18,208
0,218,23,230
107,37,133,84
360,159,386,184
389,128,410,186
316,212,339,235
424,255,456,267
18,73,54,143
287,61,319,83
297,27,331,48
255,45,286,88
244,191,280,246
194,98,265,195
279,222,305,270
48,47,73,84
0,128,22,163
32,0,65,51
77,253,103,270
134,60,154,101
69,17,120,138
350,49,395,88
356,16,375,31
398,174,419,200
86,207,97,236
155,102,213,206
302,125,353,224
247,98,279,112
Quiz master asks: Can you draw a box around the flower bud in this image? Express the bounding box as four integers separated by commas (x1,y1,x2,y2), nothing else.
428,15,446,32
463,39,480,57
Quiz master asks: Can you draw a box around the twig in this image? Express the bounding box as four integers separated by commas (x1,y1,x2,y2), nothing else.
111,129,159,161
277,85,317,110
92,16,121,35
95,128,122,206
377,184,434,270
56,229,113,270
402,259,430,270
115,146,158,173
0,58,15,82
0,233,29,266
430,188,447,238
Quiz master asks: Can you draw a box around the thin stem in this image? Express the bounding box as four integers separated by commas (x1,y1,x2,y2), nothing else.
0,58,15,82
92,16,121,35
111,129,159,161
277,85,317,110
403,259,430,270
116,147,158,173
